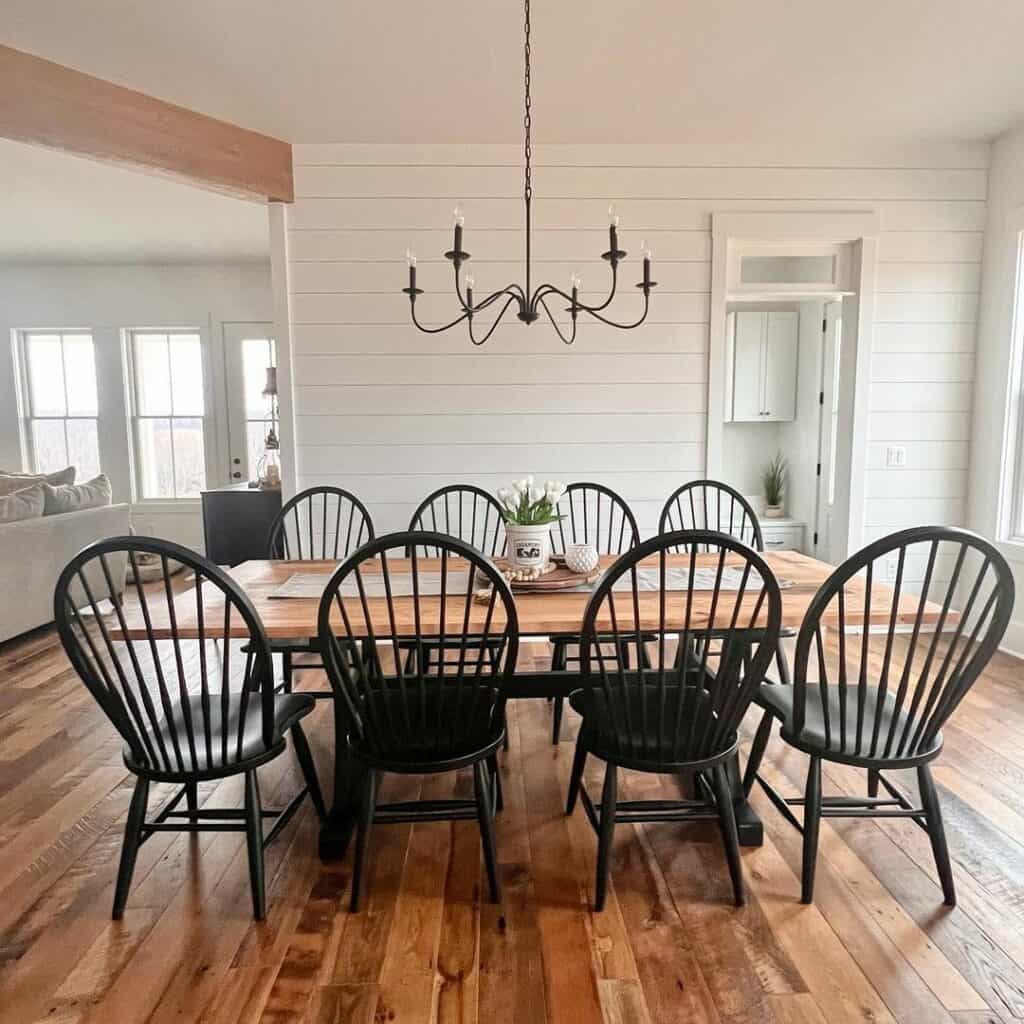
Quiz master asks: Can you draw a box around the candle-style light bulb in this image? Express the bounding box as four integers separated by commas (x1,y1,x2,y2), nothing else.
453,205,465,227
607,203,620,228
640,239,652,261
570,272,581,290
405,247,417,267
465,272,475,290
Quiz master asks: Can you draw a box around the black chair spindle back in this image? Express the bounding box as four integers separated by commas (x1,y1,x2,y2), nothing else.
268,486,374,561
406,485,507,558
660,480,763,552
54,536,276,778
552,482,640,556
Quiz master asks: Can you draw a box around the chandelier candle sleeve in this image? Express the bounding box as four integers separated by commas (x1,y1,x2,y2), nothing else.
400,0,655,346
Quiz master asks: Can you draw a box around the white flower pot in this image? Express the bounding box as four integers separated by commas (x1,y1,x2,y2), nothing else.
764,504,784,519
505,523,552,570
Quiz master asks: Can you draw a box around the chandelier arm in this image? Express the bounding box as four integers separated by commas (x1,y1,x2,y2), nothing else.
452,262,525,313
529,259,620,316
579,290,651,330
468,296,519,347
536,295,577,345
409,303,472,335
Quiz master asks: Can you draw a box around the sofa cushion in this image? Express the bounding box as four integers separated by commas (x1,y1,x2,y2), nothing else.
0,466,76,495
0,484,45,523
41,473,112,516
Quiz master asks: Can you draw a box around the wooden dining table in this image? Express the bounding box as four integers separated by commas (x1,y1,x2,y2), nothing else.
121,547,940,858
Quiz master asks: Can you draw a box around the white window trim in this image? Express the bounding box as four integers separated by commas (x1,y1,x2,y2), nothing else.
125,327,213,503
998,211,1024,547
16,328,100,477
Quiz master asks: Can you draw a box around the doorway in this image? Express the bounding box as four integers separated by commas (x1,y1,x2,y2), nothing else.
222,322,276,485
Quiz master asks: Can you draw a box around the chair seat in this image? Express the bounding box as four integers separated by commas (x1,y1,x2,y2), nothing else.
569,683,725,767
124,692,314,776
350,684,503,769
756,684,942,762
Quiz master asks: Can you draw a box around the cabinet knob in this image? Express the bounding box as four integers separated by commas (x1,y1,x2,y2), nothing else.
232,471,242,479
232,457,241,465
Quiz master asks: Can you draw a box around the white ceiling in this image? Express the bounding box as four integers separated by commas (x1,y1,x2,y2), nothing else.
3,1,1023,264
0,140,269,265
3,0,1024,144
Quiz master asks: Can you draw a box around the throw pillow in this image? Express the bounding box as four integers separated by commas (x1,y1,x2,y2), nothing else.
0,466,76,495
41,474,112,516
0,484,45,524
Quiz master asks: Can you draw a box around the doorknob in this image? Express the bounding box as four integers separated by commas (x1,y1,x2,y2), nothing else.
232,471,242,479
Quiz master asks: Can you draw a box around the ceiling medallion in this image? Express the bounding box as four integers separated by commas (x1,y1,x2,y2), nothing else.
403,0,656,345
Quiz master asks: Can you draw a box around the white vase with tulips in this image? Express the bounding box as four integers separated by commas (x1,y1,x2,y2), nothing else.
497,477,565,570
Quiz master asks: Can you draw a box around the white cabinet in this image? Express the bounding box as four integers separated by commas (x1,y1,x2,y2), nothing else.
761,521,805,553
727,311,799,422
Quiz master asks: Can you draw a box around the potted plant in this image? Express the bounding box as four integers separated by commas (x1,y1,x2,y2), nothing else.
497,477,565,570
761,453,787,519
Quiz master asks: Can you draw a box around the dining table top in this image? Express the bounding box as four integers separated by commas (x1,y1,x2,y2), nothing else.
114,549,948,641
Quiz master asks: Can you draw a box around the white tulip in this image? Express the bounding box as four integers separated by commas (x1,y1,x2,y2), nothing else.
512,478,528,495
528,485,545,504
497,487,512,503
525,474,534,489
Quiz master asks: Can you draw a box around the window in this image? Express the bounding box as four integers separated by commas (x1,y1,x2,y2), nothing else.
241,336,277,479
20,332,101,479
130,331,207,499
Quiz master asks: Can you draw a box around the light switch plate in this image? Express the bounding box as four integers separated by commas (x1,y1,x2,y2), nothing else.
886,445,907,467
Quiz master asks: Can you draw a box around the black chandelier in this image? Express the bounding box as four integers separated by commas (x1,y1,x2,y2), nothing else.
402,0,655,346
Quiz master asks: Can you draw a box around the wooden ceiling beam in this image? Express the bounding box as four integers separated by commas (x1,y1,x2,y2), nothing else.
0,44,293,203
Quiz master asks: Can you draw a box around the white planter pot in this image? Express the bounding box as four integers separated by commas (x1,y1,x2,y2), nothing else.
505,523,552,570
764,504,784,519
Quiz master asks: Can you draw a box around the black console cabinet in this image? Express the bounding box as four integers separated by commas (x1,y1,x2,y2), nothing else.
201,484,282,566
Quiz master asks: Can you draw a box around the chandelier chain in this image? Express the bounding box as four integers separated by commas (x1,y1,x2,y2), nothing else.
523,0,532,204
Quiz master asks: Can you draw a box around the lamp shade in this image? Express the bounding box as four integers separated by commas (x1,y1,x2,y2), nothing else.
262,366,278,397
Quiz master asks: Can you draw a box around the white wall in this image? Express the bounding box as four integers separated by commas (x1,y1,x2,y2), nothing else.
276,142,986,541
968,121,1024,651
0,263,272,548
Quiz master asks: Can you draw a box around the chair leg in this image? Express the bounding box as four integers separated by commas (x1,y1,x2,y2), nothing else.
112,776,149,919
801,756,822,904
350,769,378,912
291,722,327,822
594,763,618,912
743,710,774,797
711,763,745,907
282,650,293,694
474,761,501,903
244,770,266,920
185,781,199,824
488,753,504,813
918,764,956,907
566,733,588,814
550,639,567,744
867,768,880,799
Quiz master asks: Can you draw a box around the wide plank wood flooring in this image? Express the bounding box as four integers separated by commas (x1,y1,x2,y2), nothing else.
2,626,1024,1023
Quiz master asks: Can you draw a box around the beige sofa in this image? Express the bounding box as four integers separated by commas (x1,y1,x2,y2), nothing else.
0,502,131,643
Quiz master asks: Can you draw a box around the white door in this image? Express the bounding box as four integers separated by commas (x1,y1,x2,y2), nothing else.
223,323,275,485
814,302,843,562
763,311,798,421
731,311,766,421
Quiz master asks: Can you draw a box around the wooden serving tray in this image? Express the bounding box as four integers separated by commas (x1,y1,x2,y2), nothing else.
493,559,602,593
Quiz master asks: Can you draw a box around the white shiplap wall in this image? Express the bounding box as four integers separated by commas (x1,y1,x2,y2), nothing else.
281,143,987,542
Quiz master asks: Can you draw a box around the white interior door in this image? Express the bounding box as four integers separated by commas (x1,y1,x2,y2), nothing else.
731,311,766,421
763,311,798,421
814,302,843,561
223,323,275,484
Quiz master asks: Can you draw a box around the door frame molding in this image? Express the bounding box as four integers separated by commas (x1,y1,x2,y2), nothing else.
708,210,880,559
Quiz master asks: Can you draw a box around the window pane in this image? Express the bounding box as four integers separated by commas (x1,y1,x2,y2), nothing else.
62,335,99,416
172,418,206,497
247,420,267,479
242,338,275,419
136,418,174,498
134,334,172,415
66,419,101,480
31,419,69,474
26,335,66,416
169,334,204,416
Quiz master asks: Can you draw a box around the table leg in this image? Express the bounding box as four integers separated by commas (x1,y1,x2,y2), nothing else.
318,698,363,861
686,754,764,847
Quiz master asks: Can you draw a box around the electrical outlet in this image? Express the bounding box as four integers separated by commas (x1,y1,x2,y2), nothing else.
884,555,898,581
886,445,907,468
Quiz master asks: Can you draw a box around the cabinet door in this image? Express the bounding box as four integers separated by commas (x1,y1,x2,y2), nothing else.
731,312,766,421
763,311,798,421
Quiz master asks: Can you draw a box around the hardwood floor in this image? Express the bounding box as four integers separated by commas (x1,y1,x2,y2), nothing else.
2,626,1023,1023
